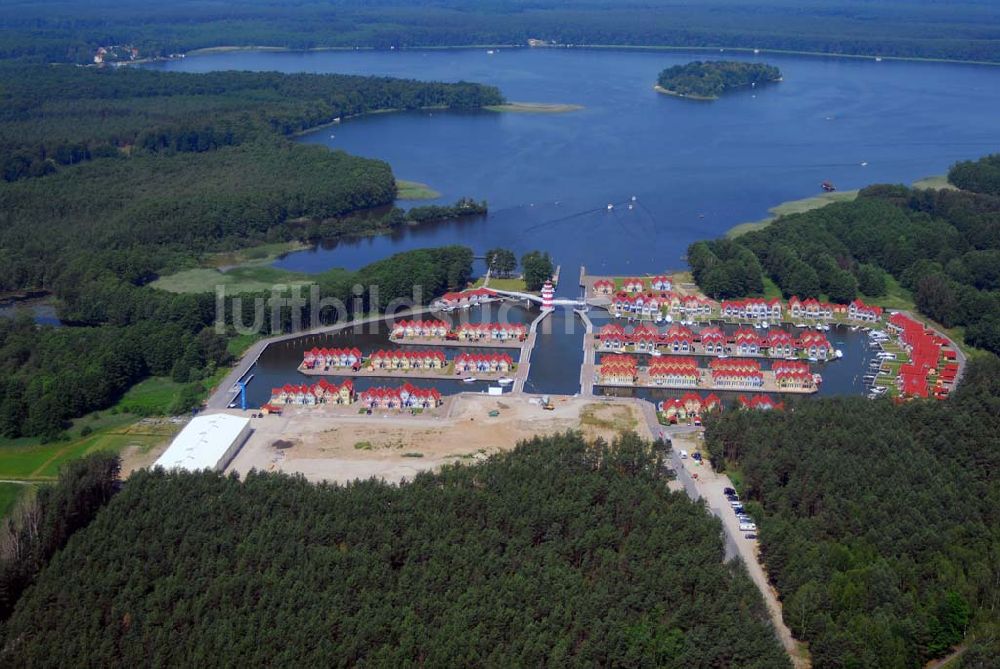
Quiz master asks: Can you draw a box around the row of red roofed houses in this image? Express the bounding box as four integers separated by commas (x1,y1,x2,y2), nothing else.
453,352,515,374
270,379,354,406
597,323,831,358
454,322,528,342
658,393,722,422
391,320,450,339
648,357,700,387
432,287,497,310
358,384,443,410
772,360,820,390
721,297,883,322
593,276,673,295
887,313,957,400
302,347,363,371
709,358,764,389
609,291,713,319
368,349,447,370
596,354,639,385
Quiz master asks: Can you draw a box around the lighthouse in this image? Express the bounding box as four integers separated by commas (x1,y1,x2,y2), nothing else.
541,280,555,310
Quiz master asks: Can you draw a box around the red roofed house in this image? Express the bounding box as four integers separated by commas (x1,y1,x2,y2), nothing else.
632,323,660,352
710,359,763,388
767,330,795,358
454,352,513,374
598,354,638,385
733,327,764,356
797,331,831,359
650,275,673,291
593,279,615,295
773,360,815,390
663,325,694,353
648,357,699,387
623,278,646,293
658,397,687,422
699,327,727,355
848,299,883,323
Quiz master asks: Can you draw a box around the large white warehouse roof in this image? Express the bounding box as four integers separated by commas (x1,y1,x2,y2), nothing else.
154,413,251,473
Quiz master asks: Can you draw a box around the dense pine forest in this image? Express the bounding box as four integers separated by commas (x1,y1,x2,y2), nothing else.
688,161,1000,355
0,433,790,667
656,61,781,99
2,0,1000,63
703,355,1000,667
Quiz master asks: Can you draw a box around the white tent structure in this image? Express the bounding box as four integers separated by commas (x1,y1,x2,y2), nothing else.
154,413,251,473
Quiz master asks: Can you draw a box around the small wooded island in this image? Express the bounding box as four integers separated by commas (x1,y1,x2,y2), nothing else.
656,61,782,100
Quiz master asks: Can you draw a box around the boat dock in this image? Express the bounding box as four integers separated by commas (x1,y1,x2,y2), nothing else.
578,308,596,396
512,309,551,393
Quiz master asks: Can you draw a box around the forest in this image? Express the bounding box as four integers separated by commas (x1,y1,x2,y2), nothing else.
2,0,1000,64
703,354,1000,667
0,245,473,439
0,432,789,667
0,61,502,438
687,160,1000,355
656,61,782,99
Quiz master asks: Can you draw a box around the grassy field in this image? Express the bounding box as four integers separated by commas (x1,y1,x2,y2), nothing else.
204,241,309,269
150,265,313,294
579,403,639,433
0,412,178,482
396,179,442,200
911,174,957,191
115,377,191,415
484,102,584,113
474,276,528,291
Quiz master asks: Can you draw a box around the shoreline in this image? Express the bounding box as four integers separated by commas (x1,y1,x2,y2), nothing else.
653,84,716,101
484,102,584,113
726,173,954,238
176,43,1000,69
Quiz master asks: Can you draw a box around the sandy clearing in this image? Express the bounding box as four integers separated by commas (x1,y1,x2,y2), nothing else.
224,394,650,484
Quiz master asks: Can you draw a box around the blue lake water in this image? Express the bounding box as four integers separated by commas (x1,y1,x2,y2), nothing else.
153,48,1000,287
151,48,996,398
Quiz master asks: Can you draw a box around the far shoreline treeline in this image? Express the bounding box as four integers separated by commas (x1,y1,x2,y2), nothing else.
656,61,782,100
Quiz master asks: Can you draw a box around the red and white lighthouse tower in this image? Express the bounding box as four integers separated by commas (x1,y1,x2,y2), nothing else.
541,280,555,310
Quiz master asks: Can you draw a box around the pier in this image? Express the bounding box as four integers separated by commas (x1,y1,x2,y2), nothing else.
512,309,551,394
577,308,596,396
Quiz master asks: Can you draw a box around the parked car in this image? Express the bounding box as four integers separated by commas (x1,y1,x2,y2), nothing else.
744,533,757,540
679,450,688,459
739,521,757,532
733,505,745,515
723,487,736,496
692,452,702,462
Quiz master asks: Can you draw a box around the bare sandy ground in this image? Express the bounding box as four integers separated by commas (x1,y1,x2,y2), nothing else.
223,395,650,485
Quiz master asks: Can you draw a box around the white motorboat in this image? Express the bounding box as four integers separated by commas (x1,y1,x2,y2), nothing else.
834,349,844,359
496,377,514,386
462,377,478,383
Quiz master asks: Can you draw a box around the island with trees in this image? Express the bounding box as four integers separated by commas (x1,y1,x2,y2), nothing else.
655,61,782,100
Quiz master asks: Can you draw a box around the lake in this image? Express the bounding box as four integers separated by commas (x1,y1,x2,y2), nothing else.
152,48,993,398
152,48,1000,286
